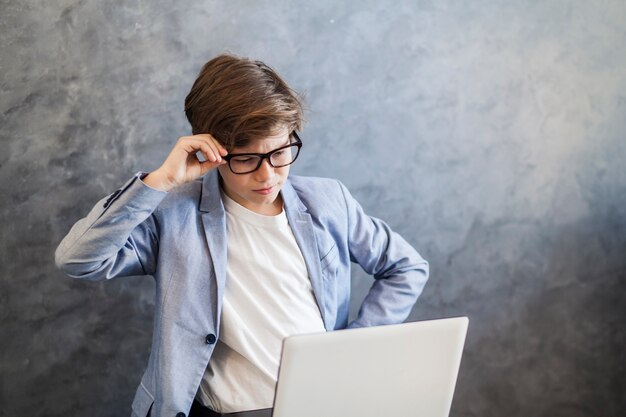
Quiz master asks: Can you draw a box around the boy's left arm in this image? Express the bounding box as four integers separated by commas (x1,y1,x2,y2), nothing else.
337,181,429,328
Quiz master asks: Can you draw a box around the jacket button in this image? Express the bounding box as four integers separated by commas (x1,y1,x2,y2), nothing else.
205,333,216,344
176,413,186,417
103,189,121,208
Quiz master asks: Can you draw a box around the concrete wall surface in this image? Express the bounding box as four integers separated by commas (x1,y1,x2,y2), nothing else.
1,1,625,416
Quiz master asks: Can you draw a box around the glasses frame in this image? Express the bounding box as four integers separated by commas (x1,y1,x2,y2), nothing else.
223,131,303,175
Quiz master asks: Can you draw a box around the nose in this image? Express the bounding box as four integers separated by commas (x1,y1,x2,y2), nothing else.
253,157,275,182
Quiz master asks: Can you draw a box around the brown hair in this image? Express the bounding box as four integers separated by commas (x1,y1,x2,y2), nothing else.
184,53,306,150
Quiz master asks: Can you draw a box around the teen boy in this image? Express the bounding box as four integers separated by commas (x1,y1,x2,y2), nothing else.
55,54,429,417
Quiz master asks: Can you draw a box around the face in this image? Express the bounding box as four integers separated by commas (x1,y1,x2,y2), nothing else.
217,127,293,216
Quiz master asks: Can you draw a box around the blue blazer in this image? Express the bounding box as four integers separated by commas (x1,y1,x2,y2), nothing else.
55,170,429,417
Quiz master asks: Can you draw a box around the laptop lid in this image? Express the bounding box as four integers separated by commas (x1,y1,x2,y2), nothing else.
272,317,469,417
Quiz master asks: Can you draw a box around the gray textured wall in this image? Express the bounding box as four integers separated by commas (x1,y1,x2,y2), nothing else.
1,1,625,416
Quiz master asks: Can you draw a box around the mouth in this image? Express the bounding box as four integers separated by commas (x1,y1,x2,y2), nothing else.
253,185,275,195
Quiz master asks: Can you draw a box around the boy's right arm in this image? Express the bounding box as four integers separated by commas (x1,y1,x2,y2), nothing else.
54,174,167,280
55,134,228,281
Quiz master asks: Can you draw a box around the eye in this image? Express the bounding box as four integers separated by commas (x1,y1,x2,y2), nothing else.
232,157,257,165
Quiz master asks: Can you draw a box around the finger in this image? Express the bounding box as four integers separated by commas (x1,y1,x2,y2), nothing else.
201,139,223,162
194,134,228,156
198,143,220,162
182,138,221,162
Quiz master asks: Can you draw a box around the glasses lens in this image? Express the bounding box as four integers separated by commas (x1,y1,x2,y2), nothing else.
270,144,299,167
230,156,262,174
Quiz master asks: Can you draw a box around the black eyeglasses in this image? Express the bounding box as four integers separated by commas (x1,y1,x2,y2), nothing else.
223,132,303,174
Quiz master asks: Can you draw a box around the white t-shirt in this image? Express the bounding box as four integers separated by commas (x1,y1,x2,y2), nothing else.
196,190,326,413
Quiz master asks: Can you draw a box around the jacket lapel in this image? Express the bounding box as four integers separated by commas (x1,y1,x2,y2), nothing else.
281,180,327,327
199,171,228,327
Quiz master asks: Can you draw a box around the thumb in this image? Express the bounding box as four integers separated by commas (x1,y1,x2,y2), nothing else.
199,159,227,176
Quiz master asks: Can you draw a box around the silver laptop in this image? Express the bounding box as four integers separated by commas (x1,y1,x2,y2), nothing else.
272,317,469,417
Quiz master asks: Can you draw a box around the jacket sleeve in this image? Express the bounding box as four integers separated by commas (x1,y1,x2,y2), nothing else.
54,172,168,281
337,181,429,328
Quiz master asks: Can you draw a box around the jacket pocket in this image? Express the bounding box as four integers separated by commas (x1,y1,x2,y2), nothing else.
131,381,154,417
320,243,339,275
